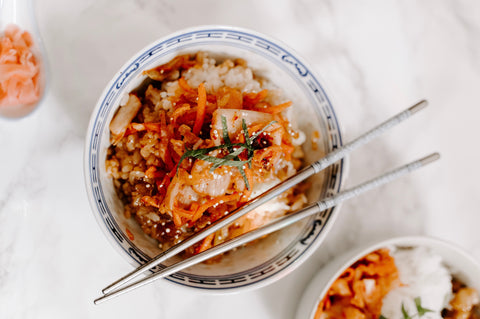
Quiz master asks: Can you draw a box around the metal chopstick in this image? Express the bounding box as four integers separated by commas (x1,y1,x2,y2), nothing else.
101,100,428,296
94,152,440,304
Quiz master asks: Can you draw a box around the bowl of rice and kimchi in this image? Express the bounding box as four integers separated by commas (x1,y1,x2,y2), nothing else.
84,26,345,290
296,236,480,319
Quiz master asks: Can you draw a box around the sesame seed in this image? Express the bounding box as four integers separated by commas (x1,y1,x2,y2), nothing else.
166,228,171,233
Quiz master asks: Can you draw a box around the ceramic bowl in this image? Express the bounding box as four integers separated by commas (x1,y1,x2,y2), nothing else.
84,25,345,291
296,236,480,318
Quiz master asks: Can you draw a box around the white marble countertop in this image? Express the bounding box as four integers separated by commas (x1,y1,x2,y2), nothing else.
1,0,480,318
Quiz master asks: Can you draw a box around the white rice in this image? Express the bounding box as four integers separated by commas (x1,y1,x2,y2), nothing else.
381,246,453,319
184,56,262,93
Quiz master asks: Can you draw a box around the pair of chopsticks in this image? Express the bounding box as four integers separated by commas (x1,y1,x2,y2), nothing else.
95,100,437,304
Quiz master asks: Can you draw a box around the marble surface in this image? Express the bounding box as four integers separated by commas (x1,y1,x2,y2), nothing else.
1,0,480,318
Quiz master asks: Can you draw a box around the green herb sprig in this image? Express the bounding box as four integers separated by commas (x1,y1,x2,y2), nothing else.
380,297,433,319
414,297,433,316
401,303,411,319
177,116,277,190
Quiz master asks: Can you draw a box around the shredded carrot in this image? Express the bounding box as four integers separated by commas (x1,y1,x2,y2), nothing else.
156,175,170,194
171,104,191,123
158,112,175,170
192,82,206,134
243,89,268,106
144,122,162,133
248,123,268,136
145,166,165,179
172,212,182,227
156,166,176,196
314,249,400,319
190,202,199,212
195,233,215,254
145,166,157,179
178,77,194,93
142,54,196,81
174,206,195,218
124,126,139,136
262,101,292,114
192,193,241,222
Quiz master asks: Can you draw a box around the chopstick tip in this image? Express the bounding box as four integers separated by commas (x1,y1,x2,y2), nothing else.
420,152,440,166
409,99,428,114
93,295,106,305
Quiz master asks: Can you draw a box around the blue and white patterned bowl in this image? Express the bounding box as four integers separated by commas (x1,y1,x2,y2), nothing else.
84,26,345,291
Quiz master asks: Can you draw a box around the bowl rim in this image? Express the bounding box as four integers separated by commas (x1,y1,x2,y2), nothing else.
83,24,346,292
296,235,480,319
